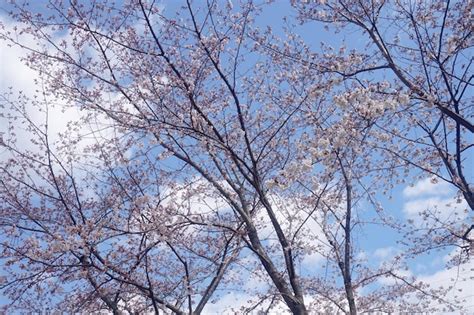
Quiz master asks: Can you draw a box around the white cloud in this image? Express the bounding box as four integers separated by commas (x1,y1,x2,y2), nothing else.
403,196,468,224
373,254,474,312
203,291,323,314
417,255,474,313
202,291,289,315
202,292,249,314
373,246,399,260
0,18,117,168
160,178,232,216
402,178,468,228
302,251,325,267
0,39,37,94
403,178,452,198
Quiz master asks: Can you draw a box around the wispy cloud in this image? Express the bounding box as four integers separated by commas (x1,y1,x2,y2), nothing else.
403,196,468,222
403,178,452,198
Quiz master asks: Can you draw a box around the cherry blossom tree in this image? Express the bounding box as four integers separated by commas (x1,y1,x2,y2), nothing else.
0,0,472,314
291,0,473,254
0,92,244,313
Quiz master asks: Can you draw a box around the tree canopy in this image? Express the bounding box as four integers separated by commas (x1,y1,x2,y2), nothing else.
0,0,472,314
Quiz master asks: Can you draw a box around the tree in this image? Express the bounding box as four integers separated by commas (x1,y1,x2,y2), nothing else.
0,92,244,313
0,0,472,314
292,0,473,254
